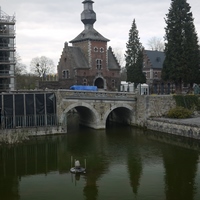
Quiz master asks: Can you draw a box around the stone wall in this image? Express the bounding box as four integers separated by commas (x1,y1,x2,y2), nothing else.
135,95,176,126
1,126,65,136
147,118,200,140
135,95,200,140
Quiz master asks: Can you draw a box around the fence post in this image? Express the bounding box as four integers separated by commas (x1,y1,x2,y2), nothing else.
44,93,47,127
1,94,5,129
13,94,15,128
34,93,36,126
23,93,26,127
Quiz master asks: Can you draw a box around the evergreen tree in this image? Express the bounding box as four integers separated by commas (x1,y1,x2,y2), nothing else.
125,19,146,85
162,0,200,93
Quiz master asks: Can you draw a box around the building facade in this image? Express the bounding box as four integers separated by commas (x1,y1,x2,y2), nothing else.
40,0,121,91
0,8,15,92
143,49,175,94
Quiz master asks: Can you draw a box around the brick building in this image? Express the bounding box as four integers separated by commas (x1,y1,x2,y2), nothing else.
143,50,175,94
143,50,165,82
40,0,121,90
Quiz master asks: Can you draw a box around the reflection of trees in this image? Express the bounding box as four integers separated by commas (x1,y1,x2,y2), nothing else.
127,152,143,195
107,125,144,197
162,146,198,200
0,177,20,200
126,132,143,196
0,148,20,200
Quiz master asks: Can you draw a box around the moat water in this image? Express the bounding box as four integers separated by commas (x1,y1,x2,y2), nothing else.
0,124,200,200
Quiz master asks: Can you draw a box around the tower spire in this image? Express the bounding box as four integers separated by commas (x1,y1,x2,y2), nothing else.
81,0,96,30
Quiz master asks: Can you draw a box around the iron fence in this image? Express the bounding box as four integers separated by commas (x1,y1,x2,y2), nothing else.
0,114,57,129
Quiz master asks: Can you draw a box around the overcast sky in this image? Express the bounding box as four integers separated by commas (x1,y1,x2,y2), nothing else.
1,0,200,70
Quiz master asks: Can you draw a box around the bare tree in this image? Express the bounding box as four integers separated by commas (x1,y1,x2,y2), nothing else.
112,48,127,81
147,37,164,51
30,56,55,77
15,53,27,75
113,48,125,67
120,67,127,81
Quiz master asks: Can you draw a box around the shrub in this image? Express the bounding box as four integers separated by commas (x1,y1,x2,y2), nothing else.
167,106,193,119
173,95,199,110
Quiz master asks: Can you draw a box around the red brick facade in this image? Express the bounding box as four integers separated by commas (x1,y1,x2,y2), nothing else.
39,0,121,91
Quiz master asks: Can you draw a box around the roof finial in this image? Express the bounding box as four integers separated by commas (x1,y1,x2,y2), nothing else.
81,0,96,30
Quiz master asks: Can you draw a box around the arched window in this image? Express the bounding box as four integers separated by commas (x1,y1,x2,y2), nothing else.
94,47,98,52
100,47,104,53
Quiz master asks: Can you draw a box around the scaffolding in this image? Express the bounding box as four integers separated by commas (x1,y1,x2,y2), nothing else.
0,7,16,92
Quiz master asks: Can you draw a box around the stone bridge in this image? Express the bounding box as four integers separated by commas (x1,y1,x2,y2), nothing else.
55,90,137,130
0,90,176,135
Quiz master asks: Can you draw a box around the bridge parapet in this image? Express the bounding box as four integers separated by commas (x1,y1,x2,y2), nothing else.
57,89,136,101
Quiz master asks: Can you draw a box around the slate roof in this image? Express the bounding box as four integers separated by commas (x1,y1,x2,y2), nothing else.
66,46,120,70
69,47,89,69
144,50,165,69
69,27,110,43
108,47,120,70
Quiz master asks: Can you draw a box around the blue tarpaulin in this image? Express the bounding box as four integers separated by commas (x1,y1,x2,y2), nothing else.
70,85,98,91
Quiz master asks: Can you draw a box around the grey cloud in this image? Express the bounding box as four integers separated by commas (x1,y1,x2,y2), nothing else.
1,0,200,68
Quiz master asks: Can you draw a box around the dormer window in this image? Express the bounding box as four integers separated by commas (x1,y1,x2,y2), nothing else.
94,47,98,52
100,47,104,53
156,57,161,62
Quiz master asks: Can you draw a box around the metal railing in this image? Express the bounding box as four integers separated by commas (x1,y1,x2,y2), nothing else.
0,114,57,129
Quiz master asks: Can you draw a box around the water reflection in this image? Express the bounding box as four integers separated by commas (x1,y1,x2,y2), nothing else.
162,145,198,200
0,126,199,200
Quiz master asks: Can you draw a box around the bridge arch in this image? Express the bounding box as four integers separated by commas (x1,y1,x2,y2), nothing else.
104,104,135,126
60,102,103,130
